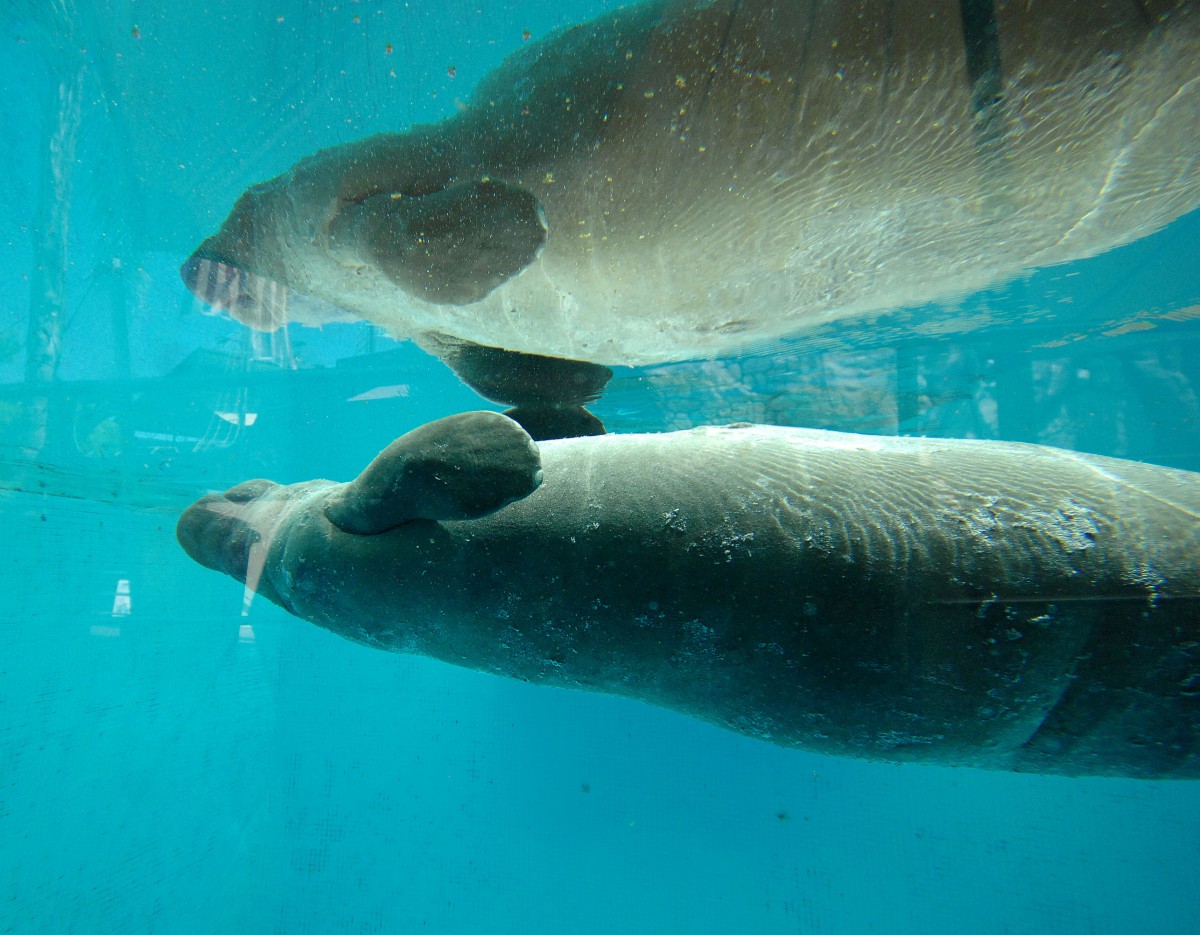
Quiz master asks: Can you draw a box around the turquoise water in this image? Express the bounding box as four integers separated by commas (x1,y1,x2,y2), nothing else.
4,2,1200,933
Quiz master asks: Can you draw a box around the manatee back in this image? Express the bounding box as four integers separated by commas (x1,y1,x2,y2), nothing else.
468,426,1200,776
424,0,1200,363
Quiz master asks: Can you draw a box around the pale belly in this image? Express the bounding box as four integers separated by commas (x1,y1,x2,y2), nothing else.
329,157,1200,367
274,0,1200,365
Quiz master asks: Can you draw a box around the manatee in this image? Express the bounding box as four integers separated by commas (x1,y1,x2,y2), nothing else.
181,0,1200,437
177,411,1200,778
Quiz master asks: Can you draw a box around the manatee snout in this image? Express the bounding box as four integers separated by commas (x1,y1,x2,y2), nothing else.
176,481,280,582
180,185,292,331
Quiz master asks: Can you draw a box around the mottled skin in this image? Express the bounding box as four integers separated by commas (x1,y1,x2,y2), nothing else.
181,0,1200,426
178,413,1200,778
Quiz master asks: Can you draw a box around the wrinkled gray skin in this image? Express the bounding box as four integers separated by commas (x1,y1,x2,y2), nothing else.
181,0,1200,422
178,412,1200,778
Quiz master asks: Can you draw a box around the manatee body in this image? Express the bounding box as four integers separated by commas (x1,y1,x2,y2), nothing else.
177,412,1200,778
182,0,1200,434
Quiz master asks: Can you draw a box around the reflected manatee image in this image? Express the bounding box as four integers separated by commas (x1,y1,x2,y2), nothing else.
177,412,1200,779
181,0,1200,436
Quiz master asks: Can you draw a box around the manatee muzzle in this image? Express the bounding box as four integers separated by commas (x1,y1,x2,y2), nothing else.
176,481,281,583
180,182,294,330
180,253,292,332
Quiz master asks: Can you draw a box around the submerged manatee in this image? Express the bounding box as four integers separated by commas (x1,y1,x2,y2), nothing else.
182,0,1200,437
178,412,1200,778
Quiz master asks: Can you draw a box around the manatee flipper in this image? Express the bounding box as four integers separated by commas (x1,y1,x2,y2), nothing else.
419,333,612,440
501,406,606,440
333,178,547,305
323,410,543,534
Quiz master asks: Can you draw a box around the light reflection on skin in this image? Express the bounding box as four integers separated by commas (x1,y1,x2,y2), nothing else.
242,535,270,617
190,493,279,616
186,257,292,332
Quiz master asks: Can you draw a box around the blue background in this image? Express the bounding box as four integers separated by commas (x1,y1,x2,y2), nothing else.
3,2,1199,933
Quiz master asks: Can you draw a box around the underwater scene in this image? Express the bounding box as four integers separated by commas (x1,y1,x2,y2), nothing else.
3,1,1200,932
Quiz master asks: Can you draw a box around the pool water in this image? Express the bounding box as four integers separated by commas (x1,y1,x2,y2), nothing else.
3,2,1200,933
